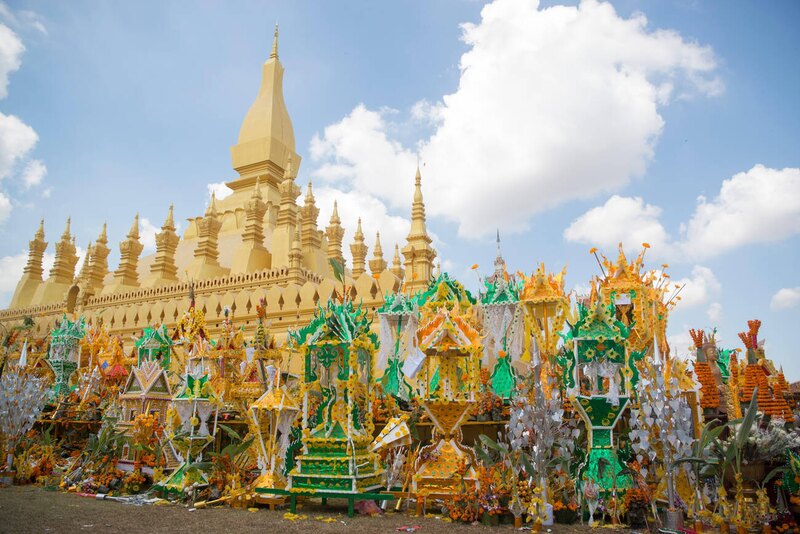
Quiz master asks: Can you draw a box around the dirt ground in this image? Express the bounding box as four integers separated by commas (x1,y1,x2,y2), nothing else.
0,485,638,534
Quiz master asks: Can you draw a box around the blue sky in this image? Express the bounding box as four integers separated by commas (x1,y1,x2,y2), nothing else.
1,1,798,376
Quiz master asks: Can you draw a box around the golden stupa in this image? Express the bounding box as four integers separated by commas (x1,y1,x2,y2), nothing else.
1,26,437,349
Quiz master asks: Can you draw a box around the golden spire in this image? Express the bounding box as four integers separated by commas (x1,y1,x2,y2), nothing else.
354,217,364,240
35,218,45,240
87,222,111,293
252,176,262,199
325,200,345,274
409,164,427,235
270,23,279,60
164,204,175,230
77,241,93,282
350,217,368,278
369,231,387,276
62,217,72,240
305,181,315,204
390,243,404,279
402,165,435,292
98,222,108,245
142,205,180,286
206,192,218,217
128,214,140,239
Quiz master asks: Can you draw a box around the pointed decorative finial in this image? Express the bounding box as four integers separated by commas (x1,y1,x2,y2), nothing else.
305,181,315,203
164,204,175,229
330,200,340,224
206,192,218,216
62,217,72,239
253,176,263,199
35,218,45,240
98,221,108,243
355,217,364,239
128,213,140,239
270,23,279,60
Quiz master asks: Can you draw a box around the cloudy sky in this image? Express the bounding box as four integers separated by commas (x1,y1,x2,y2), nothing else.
1,1,798,375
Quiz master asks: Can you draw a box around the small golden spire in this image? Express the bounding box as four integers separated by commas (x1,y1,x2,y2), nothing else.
330,200,341,225
128,213,140,239
270,23,279,60
35,218,45,240
206,192,218,217
354,217,364,240
390,243,404,279
252,176,262,199
164,204,175,229
62,217,72,240
305,181,315,204
98,221,108,244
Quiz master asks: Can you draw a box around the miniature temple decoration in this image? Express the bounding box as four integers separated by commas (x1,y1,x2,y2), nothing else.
134,325,173,371
208,308,245,403
411,273,481,494
479,233,524,400
376,292,418,401
521,264,570,401
250,374,300,490
564,302,637,493
118,360,174,469
46,314,86,399
285,299,383,494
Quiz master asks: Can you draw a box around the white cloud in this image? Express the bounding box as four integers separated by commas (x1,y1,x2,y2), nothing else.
0,248,56,308
707,301,722,323
563,195,672,255
18,11,47,36
0,249,27,305
310,0,720,238
21,158,45,188
667,327,694,360
680,165,800,260
672,265,720,309
564,165,800,262
313,185,411,266
207,182,233,200
140,217,159,255
310,105,418,209
0,111,38,180
771,287,800,311
0,189,10,222
0,23,23,99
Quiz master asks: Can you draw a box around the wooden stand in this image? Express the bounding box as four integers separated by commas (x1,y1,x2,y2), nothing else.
256,487,395,518
254,494,289,510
